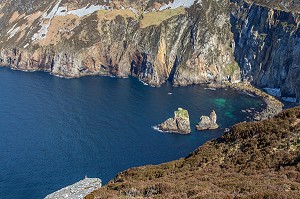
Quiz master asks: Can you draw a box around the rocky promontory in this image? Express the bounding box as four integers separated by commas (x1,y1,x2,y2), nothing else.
196,110,219,131
45,177,101,199
157,108,191,134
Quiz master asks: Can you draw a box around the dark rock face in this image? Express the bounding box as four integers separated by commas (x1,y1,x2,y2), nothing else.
231,0,300,102
158,108,191,134
196,110,219,131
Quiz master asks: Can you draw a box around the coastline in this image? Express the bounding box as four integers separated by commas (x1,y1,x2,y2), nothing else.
206,82,284,121
1,65,285,121
1,65,284,121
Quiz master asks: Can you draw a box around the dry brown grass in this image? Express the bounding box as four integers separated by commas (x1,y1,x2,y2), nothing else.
140,7,185,28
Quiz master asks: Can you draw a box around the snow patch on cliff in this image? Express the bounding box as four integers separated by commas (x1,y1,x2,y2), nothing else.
44,0,62,19
159,0,198,11
67,5,109,17
7,24,19,38
32,0,62,41
55,4,111,17
55,6,68,16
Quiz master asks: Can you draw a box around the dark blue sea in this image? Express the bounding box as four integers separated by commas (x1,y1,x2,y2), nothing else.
0,67,264,198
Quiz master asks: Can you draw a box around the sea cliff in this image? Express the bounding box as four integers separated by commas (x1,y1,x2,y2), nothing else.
1,0,299,102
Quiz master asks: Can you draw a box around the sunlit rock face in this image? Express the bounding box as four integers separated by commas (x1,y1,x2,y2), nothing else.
157,108,191,134
0,0,237,86
196,110,219,131
0,0,299,101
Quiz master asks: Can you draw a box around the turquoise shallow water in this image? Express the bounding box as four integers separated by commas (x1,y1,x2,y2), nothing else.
0,67,264,198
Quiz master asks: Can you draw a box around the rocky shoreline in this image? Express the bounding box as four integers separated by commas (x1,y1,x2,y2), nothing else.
207,82,284,121
2,64,284,121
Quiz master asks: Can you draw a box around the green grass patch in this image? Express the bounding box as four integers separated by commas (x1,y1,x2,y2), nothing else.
174,108,189,119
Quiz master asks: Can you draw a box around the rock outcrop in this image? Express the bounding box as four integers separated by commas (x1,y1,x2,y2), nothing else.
196,110,219,130
157,108,191,134
45,177,102,199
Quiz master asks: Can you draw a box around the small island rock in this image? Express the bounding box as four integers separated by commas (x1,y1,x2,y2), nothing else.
158,108,191,134
196,110,219,131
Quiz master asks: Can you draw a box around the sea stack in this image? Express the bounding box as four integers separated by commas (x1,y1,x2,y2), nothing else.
157,108,191,134
196,110,219,131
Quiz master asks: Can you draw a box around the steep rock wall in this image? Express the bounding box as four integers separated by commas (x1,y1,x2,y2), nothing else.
0,0,237,86
231,0,300,101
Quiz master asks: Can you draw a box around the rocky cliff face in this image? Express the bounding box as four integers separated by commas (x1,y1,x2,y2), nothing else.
0,0,299,101
0,0,236,86
157,108,191,134
231,0,300,102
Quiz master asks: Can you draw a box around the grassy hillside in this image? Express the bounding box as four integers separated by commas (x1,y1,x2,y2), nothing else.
87,106,300,198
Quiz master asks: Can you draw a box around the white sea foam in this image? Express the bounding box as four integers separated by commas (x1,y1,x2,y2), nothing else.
50,73,72,79
204,87,217,91
139,79,149,86
152,126,164,133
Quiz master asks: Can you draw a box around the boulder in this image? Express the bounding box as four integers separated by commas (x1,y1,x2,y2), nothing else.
196,110,219,131
158,108,191,134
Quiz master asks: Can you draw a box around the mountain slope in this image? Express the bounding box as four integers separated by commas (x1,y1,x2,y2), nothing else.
87,106,300,198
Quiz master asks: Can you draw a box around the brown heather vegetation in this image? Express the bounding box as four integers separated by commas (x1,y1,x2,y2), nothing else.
87,106,300,199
